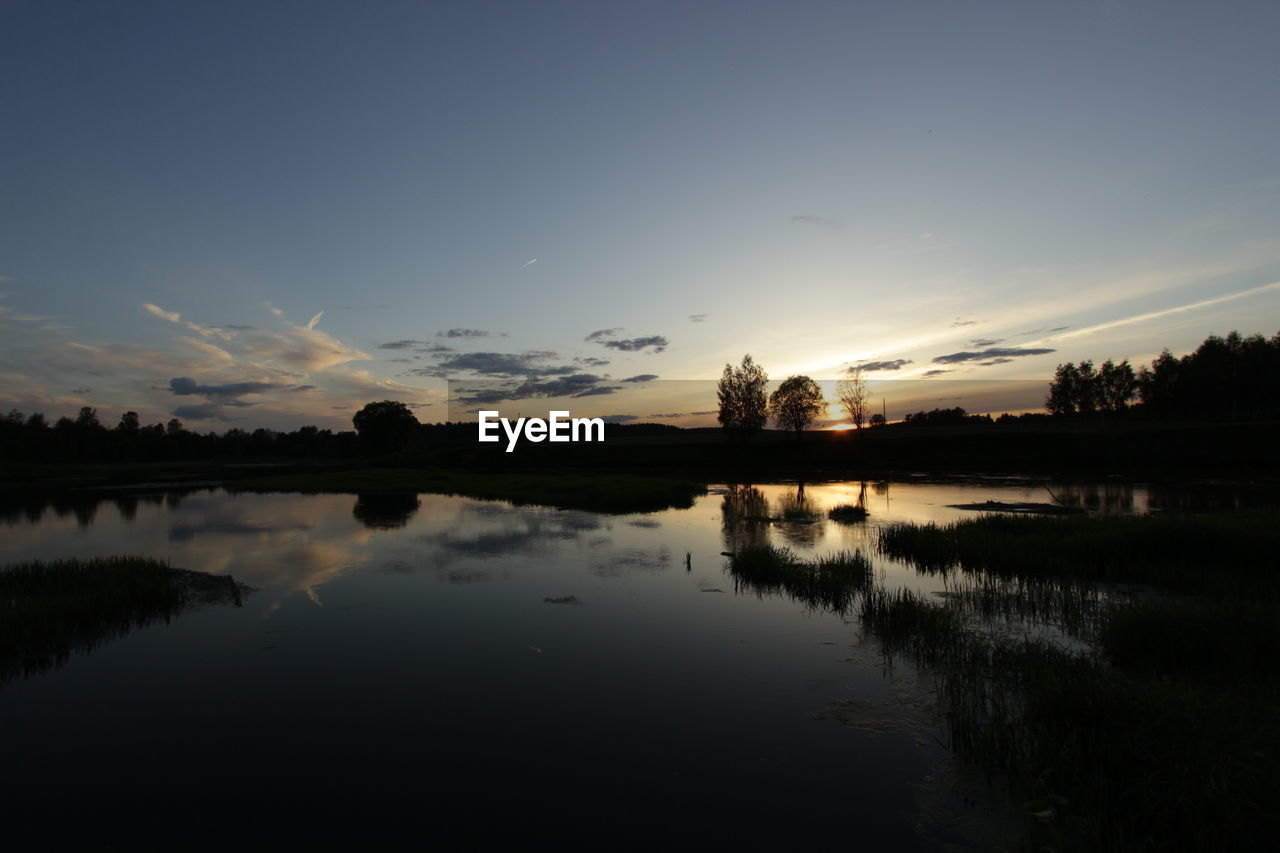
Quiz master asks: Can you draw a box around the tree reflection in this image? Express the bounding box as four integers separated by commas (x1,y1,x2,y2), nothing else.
773,482,824,547
720,485,771,552
352,493,422,529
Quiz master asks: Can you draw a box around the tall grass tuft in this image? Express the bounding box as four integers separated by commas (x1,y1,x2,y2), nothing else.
1,556,245,682
727,545,873,614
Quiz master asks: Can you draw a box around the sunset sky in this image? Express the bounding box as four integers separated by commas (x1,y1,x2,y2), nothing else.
3,1,1278,431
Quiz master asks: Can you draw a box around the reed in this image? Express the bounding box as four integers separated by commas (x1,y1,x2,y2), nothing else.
726,545,873,614
1,556,245,682
827,503,869,522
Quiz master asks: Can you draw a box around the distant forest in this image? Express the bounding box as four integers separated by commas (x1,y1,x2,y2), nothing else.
1,331,1275,465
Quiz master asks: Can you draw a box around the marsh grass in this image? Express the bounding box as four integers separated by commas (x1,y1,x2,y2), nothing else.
863,509,1280,850
935,574,1105,641
860,586,1280,850
876,510,1280,594
727,545,874,614
1,557,245,682
827,503,869,522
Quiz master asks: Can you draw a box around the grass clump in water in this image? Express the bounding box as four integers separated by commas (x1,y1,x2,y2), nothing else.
827,503,869,522
0,556,245,681
727,545,873,614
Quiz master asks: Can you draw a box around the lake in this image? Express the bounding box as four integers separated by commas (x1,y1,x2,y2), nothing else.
0,479,1205,848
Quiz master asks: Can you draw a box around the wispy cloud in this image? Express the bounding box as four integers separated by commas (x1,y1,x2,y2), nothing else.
437,328,493,339
602,336,668,353
621,374,659,383
584,328,668,353
168,377,286,398
428,351,576,378
453,373,620,405
790,214,839,229
522,258,538,268
931,347,1056,365
1044,281,1280,343
689,314,708,323
850,359,913,372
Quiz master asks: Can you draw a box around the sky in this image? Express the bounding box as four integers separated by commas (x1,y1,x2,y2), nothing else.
3,0,1279,431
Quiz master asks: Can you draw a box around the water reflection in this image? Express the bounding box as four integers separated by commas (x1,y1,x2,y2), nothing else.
2,561,247,683
352,493,421,529
721,484,771,552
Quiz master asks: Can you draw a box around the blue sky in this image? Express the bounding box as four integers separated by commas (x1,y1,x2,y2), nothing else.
3,0,1278,430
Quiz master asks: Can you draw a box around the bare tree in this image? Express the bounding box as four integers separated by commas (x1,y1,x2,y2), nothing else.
836,369,870,430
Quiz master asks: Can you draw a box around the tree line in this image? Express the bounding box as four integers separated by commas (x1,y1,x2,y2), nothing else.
1045,331,1280,420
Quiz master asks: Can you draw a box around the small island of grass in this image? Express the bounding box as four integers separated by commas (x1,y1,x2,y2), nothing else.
1,556,249,682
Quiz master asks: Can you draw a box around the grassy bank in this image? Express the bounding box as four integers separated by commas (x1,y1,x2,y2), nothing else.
1,556,246,682
863,510,1280,850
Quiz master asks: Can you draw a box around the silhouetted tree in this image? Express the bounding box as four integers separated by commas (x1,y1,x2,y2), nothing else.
769,375,824,436
116,411,141,432
717,355,768,439
75,407,102,430
1046,361,1100,415
1097,359,1137,413
353,400,420,454
836,369,870,430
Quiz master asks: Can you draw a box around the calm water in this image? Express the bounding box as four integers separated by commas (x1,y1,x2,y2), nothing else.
0,479,1193,848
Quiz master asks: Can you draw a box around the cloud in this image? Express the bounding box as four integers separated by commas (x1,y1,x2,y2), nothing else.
437,328,493,338
143,303,181,323
522,258,538,268
923,369,951,377
790,214,838,228
622,374,658,383
378,340,423,350
172,403,239,421
602,414,638,423
931,347,1056,364
168,377,285,398
570,385,620,398
850,359,912,372
689,314,708,323
574,356,610,367
431,351,577,378
969,338,1002,347
951,318,979,327
583,328,668,353
453,373,621,405
691,410,717,416
600,335,668,353
1046,281,1280,344
143,302,235,340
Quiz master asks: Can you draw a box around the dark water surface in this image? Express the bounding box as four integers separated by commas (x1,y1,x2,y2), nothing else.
0,480,1200,848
